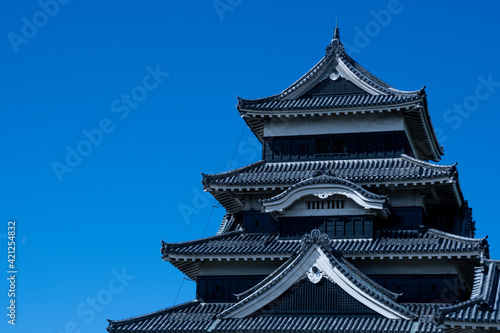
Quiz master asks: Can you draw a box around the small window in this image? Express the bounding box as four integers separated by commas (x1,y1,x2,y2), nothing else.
306,199,346,210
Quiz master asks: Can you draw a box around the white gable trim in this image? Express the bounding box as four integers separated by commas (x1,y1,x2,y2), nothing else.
221,244,412,320
262,182,386,215
336,60,385,96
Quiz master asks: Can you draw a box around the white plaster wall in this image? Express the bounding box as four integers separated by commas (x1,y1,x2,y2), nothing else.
387,189,423,207
264,113,405,137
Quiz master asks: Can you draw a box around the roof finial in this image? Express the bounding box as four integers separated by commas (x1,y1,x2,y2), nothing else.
333,19,340,40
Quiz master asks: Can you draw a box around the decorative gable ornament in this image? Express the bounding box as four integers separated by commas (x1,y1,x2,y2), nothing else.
301,229,331,251
307,265,324,284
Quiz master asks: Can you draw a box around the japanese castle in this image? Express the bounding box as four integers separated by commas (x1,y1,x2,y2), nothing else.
107,25,500,333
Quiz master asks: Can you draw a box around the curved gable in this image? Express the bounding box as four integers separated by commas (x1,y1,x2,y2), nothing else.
261,175,389,218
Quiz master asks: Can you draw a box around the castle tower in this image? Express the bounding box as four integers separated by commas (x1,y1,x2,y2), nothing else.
107,25,500,333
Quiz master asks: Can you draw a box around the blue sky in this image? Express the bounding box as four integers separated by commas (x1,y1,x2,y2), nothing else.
1,1,500,332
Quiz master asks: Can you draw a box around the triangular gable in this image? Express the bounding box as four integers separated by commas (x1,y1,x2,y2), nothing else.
302,76,369,98
218,230,416,320
260,277,378,315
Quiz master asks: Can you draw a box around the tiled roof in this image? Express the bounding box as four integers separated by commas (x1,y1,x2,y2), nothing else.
202,155,456,187
439,260,500,326
239,94,421,111
202,155,462,214
163,229,487,259
215,305,443,333
239,93,421,111
108,302,445,333
162,231,295,258
215,316,416,333
162,229,487,281
335,229,488,257
107,301,230,333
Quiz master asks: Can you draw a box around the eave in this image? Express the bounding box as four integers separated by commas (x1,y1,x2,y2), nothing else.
205,176,461,215
202,155,462,214
162,229,487,281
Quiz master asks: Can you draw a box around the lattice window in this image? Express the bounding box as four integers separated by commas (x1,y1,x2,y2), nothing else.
306,199,345,210
262,278,377,314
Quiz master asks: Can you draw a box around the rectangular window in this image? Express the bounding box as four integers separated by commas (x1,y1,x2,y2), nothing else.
368,275,466,303
279,216,373,239
263,131,413,162
316,138,330,155
272,140,281,161
306,200,346,210
243,212,277,233
281,139,290,160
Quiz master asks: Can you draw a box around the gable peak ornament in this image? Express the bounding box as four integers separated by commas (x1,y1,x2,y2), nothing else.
301,229,330,250
307,265,324,284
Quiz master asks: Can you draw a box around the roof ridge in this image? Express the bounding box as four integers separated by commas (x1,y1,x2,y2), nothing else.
427,228,487,245
162,230,244,251
437,297,484,318
202,160,265,182
400,154,456,171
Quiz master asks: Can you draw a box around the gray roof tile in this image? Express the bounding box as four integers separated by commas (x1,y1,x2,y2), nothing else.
202,155,456,188
108,302,444,333
162,229,487,259
239,94,420,111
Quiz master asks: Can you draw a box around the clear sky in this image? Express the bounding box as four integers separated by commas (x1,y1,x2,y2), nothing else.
1,1,500,332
